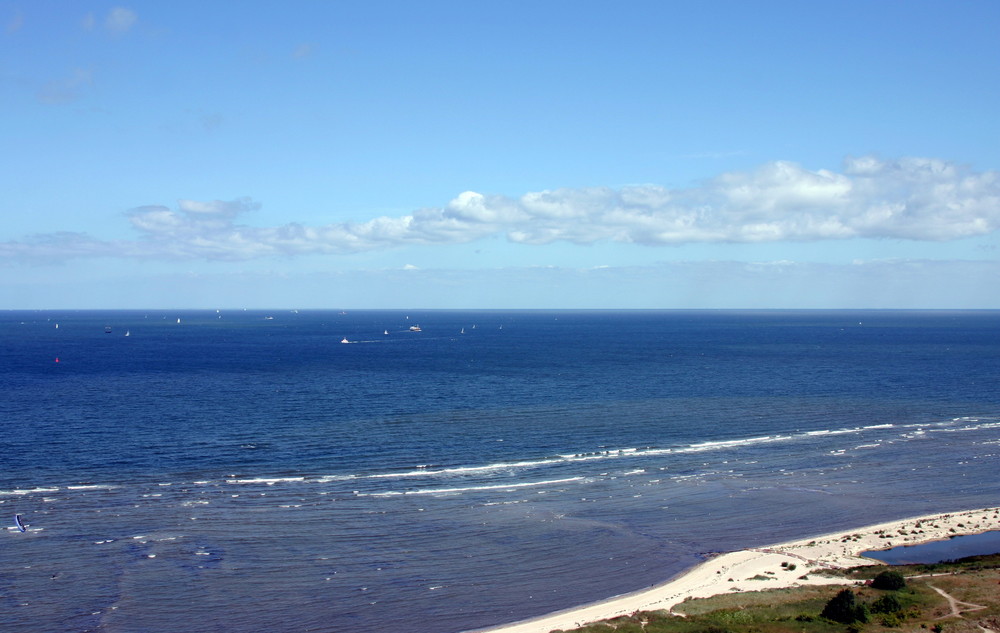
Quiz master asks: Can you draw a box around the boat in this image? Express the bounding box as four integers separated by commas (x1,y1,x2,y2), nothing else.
14,514,26,532
409,325,421,332
104,326,112,334
340,337,350,344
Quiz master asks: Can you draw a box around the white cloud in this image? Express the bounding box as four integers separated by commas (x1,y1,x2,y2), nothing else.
3,156,1000,263
36,68,93,104
105,7,137,34
6,11,23,33
293,43,315,59
177,199,251,218
198,112,224,132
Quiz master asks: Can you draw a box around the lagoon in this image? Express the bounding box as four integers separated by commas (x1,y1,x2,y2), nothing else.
863,530,1000,565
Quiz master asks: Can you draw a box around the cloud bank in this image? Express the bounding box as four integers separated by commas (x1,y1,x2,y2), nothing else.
3,156,999,262
6,259,998,310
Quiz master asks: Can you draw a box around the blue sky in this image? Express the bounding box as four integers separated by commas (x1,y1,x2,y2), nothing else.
2,0,999,309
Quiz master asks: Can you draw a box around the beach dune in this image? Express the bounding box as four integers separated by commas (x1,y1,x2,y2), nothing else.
469,507,1000,633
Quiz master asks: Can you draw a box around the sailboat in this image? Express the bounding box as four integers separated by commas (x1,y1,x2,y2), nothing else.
14,514,26,532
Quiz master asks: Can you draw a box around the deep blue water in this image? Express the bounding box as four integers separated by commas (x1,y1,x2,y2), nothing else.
1,310,999,632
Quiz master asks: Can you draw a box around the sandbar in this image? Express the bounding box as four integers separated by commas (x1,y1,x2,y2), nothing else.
469,507,1000,633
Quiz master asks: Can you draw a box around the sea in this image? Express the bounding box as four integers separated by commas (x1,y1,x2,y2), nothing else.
2,309,998,633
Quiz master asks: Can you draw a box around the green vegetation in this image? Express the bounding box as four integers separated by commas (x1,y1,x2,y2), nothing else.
869,593,902,614
870,570,906,590
553,554,1000,633
821,589,869,624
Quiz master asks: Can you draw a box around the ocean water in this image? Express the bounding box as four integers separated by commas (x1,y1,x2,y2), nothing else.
1,309,998,633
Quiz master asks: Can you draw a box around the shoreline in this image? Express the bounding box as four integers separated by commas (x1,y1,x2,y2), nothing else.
468,507,1000,633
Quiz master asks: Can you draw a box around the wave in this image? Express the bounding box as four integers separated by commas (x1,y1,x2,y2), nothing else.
4,416,997,499
225,477,306,485
315,416,988,489
679,434,794,452
359,476,587,497
362,458,569,479
0,487,61,496
0,484,116,496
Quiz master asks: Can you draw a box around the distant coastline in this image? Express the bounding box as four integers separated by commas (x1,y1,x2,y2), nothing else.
471,507,1000,633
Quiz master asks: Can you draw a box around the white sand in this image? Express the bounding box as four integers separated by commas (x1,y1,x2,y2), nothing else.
468,507,1000,633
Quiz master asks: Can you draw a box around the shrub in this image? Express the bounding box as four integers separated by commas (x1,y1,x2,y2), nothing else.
857,604,871,624
872,570,906,590
879,612,904,627
822,589,870,624
871,594,903,614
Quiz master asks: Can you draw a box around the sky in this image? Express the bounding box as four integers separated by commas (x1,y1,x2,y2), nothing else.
2,0,999,309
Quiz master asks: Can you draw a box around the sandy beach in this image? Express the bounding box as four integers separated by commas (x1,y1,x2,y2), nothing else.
470,507,1000,633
